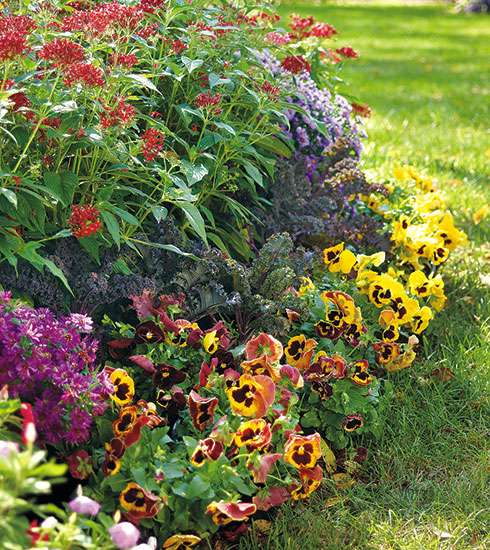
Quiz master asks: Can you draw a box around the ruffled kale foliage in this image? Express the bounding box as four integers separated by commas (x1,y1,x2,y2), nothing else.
255,154,392,252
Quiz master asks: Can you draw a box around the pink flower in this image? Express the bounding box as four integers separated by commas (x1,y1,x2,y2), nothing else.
0,440,19,457
109,523,140,549
68,495,101,515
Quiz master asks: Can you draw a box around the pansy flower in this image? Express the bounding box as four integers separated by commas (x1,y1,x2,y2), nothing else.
245,333,283,363
227,374,275,418
102,437,126,477
310,351,335,377
323,243,356,273
321,291,360,325
241,356,282,382
310,379,333,400
234,418,272,450
385,348,416,372
188,390,218,431
315,319,343,340
331,354,348,379
113,405,138,437
343,321,366,344
280,364,304,388
211,348,236,374
156,387,186,418
368,275,404,308
205,501,256,525
163,534,201,550
152,363,186,390
389,294,420,324
349,360,372,387
190,437,223,467
291,465,323,500
110,369,135,406
342,414,363,431
407,271,431,298
165,319,199,347
134,320,164,344
284,433,322,469
379,310,399,343
203,330,219,354
120,482,161,520
410,306,433,334
284,335,317,370
107,338,135,360
252,453,283,483
372,342,400,364
298,277,315,295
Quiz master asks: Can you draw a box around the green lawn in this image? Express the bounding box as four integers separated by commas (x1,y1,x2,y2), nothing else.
236,4,490,550
279,2,490,244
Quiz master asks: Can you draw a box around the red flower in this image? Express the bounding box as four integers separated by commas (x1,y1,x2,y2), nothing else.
336,46,359,59
38,39,86,67
67,204,103,239
20,403,36,445
195,90,222,115
67,450,93,480
141,127,164,161
351,103,371,118
310,22,337,38
171,39,187,55
109,52,139,70
0,14,36,35
0,31,27,61
280,55,311,75
288,14,315,32
254,81,281,103
63,62,105,88
100,97,136,129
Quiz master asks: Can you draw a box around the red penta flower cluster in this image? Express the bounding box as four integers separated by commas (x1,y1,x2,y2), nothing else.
109,52,139,69
137,0,167,15
0,31,27,61
63,62,105,88
352,103,372,118
67,205,103,239
195,90,222,115
171,39,187,55
310,22,338,38
0,14,36,34
280,55,311,75
141,127,165,161
100,97,136,129
336,46,359,59
3,79,31,114
289,14,315,32
255,81,281,103
38,38,86,67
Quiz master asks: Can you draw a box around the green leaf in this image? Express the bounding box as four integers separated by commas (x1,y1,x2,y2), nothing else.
151,205,168,223
0,188,17,208
177,202,208,245
100,210,120,248
181,56,204,75
242,161,264,188
186,475,210,500
105,205,139,226
181,162,208,186
127,73,161,94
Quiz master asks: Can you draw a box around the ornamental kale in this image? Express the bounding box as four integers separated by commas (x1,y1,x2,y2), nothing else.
0,292,111,445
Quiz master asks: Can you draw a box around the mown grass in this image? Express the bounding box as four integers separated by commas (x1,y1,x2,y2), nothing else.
235,4,490,550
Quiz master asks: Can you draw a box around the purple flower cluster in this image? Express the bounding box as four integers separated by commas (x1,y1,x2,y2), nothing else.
261,52,366,177
0,291,112,445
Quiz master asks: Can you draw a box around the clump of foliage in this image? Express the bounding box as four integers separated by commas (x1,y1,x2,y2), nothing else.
254,155,392,252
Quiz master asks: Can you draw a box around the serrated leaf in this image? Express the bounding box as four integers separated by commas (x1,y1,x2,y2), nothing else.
0,188,17,207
